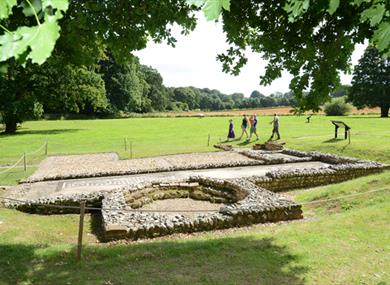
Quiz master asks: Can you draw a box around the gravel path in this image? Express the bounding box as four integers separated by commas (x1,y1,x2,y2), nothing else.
25,151,261,183
7,161,329,202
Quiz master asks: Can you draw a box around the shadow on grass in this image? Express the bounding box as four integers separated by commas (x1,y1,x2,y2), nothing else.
322,138,345,143
238,139,251,146
0,236,308,285
0,129,82,137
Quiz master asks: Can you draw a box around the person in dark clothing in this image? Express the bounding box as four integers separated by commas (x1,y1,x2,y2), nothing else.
239,114,249,140
249,114,259,141
227,119,235,141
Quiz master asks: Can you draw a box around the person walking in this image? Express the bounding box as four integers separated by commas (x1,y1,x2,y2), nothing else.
269,113,281,140
227,119,235,141
239,114,249,140
249,114,259,141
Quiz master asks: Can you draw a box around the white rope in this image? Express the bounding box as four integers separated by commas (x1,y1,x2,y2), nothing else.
0,143,46,175
26,142,46,156
0,155,25,175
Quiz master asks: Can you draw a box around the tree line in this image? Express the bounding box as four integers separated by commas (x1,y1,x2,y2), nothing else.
1,46,388,134
0,51,296,133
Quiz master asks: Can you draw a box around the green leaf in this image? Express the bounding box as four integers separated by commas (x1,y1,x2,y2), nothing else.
0,63,8,74
26,13,62,64
203,0,221,20
41,0,69,11
203,0,230,20
361,3,386,27
19,0,42,17
372,21,390,51
0,0,17,19
186,0,205,8
0,32,25,61
0,11,63,64
328,0,339,15
284,0,310,22
352,0,370,6
221,0,230,11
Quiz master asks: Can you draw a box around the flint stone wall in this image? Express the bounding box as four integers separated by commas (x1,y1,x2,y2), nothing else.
102,178,302,241
251,162,384,192
3,149,387,241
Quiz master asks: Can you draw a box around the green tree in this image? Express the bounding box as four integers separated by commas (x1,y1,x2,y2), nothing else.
324,97,353,116
2,0,389,115
217,0,390,112
34,57,107,115
100,54,149,113
0,62,43,133
173,87,200,109
141,65,170,111
0,57,107,133
0,0,197,132
348,47,390,118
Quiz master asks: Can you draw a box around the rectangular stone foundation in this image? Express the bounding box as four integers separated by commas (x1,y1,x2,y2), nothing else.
103,205,303,241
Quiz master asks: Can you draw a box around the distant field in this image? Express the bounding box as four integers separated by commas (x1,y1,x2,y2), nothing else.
0,114,389,185
154,106,380,117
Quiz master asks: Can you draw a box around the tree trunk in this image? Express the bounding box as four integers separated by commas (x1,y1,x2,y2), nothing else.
4,119,17,134
380,106,389,118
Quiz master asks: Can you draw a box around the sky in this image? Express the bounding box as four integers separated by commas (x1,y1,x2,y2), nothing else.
135,15,366,97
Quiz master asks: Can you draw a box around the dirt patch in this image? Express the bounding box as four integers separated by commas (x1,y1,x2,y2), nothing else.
140,198,225,218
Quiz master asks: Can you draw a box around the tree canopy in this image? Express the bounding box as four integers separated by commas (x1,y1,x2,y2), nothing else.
348,47,390,117
1,0,389,127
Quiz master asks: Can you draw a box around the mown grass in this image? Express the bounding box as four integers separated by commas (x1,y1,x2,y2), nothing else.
0,115,389,284
0,171,389,285
1,115,389,185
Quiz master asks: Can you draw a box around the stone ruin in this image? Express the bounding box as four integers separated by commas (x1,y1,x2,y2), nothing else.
2,149,388,241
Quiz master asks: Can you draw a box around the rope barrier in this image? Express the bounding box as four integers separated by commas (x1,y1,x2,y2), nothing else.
0,187,388,213
0,143,48,177
26,143,47,156
0,155,25,175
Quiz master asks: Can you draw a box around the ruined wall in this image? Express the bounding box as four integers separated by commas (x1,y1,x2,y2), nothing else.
252,163,383,192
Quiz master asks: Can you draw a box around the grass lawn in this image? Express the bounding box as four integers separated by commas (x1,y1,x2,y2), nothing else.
0,115,389,284
1,115,389,185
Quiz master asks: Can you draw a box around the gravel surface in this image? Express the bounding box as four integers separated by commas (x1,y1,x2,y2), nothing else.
25,151,261,182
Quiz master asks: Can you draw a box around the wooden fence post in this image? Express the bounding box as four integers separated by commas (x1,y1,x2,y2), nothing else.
348,130,351,144
124,138,127,152
77,201,86,261
207,134,210,146
23,152,26,172
45,141,48,156
130,141,133,159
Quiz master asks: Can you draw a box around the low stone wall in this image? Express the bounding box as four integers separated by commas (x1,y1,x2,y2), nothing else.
102,178,302,241
251,162,384,192
124,180,247,209
4,148,387,242
282,149,363,164
239,149,313,164
3,191,105,214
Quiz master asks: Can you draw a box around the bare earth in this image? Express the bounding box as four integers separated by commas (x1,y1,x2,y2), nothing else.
141,198,224,218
